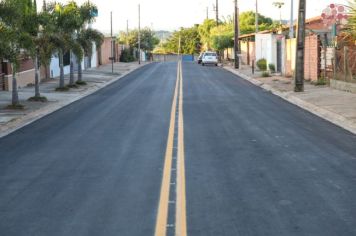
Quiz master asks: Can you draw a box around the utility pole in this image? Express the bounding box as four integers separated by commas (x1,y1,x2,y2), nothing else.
138,4,141,65
215,0,219,25
206,6,209,19
234,0,239,69
255,0,258,33
110,11,114,74
294,0,306,92
289,0,294,38
126,20,129,46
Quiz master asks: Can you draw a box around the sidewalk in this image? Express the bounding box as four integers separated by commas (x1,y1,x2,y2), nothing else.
0,62,149,138
223,64,356,135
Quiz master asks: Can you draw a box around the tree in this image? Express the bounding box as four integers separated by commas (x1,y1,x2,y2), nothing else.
0,0,34,107
119,28,159,60
73,1,103,84
210,24,234,59
76,28,103,83
198,19,216,50
344,0,356,41
45,1,82,89
239,11,273,35
162,26,201,54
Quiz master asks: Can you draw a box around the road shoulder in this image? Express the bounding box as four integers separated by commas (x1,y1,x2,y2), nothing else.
0,62,151,138
223,65,356,135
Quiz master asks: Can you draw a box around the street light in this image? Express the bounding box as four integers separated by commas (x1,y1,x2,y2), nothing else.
273,1,285,25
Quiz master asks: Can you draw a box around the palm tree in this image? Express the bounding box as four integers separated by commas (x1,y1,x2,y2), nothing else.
0,0,34,107
76,28,103,84
45,1,82,90
70,1,102,85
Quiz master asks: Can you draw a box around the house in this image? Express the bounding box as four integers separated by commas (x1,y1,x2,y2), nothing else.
1,57,36,91
98,37,121,66
234,16,326,82
0,38,121,91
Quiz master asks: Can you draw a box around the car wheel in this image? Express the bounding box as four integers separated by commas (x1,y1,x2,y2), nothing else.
202,63,205,66
215,64,218,66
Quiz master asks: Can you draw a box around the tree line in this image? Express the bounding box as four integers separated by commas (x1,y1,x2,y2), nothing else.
156,11,275,55
0,0,104,108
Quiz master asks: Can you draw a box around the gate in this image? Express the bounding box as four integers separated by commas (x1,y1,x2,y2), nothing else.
276,40,282,72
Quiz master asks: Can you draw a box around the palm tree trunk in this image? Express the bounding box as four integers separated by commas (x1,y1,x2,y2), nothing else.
69,51,75,85
59,49,65,88
45,65,49,80
69,60,74,85
77,61,82,82
11,63,19,106
34,53,41,97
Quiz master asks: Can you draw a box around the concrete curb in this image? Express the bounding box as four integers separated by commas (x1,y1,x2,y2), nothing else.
223,66,356,135
0,63,150,139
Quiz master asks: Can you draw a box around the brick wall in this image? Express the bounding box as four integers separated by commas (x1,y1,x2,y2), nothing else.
285,35,320,81
304,35,321,81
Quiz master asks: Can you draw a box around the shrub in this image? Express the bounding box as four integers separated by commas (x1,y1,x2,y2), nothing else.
314,76,327,86
76,81,87,86
28,96,48,102
268,63,276,72
120,48,135,62
262,71,270,77
257,58,267,71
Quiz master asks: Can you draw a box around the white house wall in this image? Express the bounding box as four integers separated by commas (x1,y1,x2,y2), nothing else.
50,55,70,78
50,43,98,79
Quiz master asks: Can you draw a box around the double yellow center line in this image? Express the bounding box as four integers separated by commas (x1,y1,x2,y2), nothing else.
155,60,187,236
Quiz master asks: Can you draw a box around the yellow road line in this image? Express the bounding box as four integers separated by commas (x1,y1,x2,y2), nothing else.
175,60,187,236
154,61,180,236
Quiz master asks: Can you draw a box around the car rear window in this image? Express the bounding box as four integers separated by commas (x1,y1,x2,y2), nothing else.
204,53,216,57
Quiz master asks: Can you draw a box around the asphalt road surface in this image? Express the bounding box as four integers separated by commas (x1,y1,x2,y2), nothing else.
0,61,355,236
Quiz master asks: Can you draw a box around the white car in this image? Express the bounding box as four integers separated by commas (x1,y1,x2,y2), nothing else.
202,52,218,66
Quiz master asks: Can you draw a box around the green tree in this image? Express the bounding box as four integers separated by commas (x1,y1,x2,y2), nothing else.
120,28,159,60
76,28,103,83
198,19,216,50
210,23,234,58
239,11,273,35
45,1,82,89
74,1,103,84
344,0,356,40
0,0,34,107
162,26,201,54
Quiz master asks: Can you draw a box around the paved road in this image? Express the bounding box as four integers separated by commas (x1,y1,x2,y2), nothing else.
0,61,356,236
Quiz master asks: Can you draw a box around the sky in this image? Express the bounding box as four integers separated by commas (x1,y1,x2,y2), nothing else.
38,0,349,34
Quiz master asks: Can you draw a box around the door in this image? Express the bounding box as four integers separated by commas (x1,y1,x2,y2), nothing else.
277,40,282,73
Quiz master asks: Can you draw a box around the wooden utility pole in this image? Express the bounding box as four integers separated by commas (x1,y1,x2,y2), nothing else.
215,0,219,25
255,0,258,33
138,4,141,65
234,0,239,69
110,11,114,74
294,0,306,92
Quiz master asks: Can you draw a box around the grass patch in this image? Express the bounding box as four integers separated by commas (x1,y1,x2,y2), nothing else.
261,71,270,77
313,77,328,86
55,86,70,92
28,96,48,102
76,80,87,86
6,104,24,110
67,84,79,89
